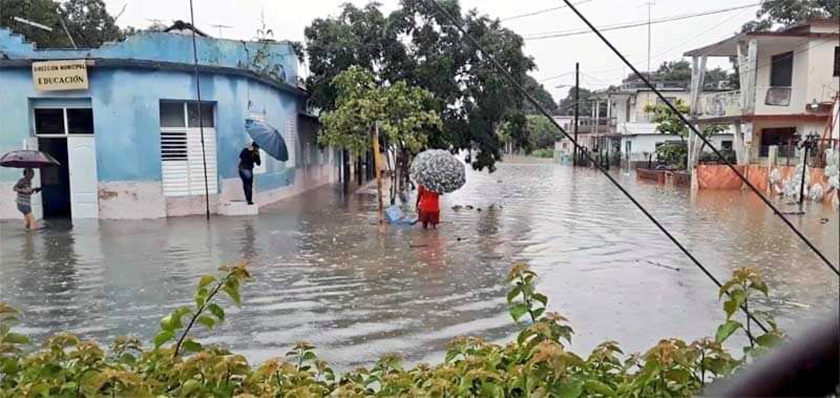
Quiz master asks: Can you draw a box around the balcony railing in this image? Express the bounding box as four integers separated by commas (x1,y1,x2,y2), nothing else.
697,90,741,118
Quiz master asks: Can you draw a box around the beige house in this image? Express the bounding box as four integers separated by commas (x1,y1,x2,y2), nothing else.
685,18,840,167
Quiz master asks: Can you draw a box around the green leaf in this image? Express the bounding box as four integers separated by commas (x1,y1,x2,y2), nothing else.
4,332,30,345
532,293,549,307
532,307,545,320
195,288,209,308
715,320,742,343
196,315,216,330
303,351,317,361
445,350,458,363
207,303,225,322
183,340,203,353
182,379,202,396
664,368,691,383
554,378,584,398
755,333,781,348
153,330,174,349
224,285,242,306
509,303,530,322
506,284,522,303
584,379,617,397
198,275,217,290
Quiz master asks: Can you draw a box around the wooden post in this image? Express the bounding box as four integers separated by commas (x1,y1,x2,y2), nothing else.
372,122,385,231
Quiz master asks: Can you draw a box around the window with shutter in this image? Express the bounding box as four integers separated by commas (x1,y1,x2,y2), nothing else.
285,117,296,168
159,101,217,196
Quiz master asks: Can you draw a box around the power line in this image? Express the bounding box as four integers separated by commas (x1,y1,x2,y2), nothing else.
523,3,761,41
559,0,839,277
500,0,594,22
419,0,773,336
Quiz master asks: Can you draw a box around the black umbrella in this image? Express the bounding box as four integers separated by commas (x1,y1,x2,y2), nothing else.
245,119,289,162
0,150,60,168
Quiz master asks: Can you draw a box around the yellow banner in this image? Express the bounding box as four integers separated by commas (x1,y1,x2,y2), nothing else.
32,60,89,91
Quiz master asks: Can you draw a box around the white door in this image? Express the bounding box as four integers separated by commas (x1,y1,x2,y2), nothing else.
23,137,44,220
67,136,99,219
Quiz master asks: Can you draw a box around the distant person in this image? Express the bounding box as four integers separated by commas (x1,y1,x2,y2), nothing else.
416,185,441,230
238,142,261,205
13,168,41,230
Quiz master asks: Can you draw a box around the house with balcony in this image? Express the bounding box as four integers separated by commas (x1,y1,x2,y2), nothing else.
552,114,617,163
685,18,840,167
602,80,734,168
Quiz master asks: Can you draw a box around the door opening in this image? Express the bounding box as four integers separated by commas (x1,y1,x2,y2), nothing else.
37,137,71,219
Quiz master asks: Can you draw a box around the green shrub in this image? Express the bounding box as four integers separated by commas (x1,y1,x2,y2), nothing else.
698,149,737,165
0,262,784,397
532,149,555,158
656,143,687,170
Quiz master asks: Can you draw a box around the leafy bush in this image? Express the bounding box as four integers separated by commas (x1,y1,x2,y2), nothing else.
532,149,555,159
698,149,737,165
656,143,687,170
0,262,784,397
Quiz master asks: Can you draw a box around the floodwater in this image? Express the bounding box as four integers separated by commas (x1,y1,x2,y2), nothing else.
1,159,838,369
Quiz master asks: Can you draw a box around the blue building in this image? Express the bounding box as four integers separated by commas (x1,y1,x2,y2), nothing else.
0,26,338,220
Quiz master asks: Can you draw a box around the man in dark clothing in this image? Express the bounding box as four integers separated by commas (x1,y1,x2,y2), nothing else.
238,142,261,205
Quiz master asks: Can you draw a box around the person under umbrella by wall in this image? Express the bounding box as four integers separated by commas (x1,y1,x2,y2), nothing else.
238,142,261,205
14,169,41,230
416,185,441,229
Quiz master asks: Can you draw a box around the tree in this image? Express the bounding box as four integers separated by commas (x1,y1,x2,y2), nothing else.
741,0,839,32
304,3,405,112
305,1,535,172
645,99,726,169
556,86,608,117
319,66,442,197
521,76,560,115
0,0,128,48
498,115,560,154
653,60,691,85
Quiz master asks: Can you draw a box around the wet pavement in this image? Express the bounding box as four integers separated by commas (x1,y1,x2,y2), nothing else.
1,159,838,369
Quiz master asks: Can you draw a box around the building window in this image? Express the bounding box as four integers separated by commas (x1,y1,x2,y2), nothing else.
35,108,94,135
159,101,218,196
721,140,733,150
834,46,839,77
770,51,793,87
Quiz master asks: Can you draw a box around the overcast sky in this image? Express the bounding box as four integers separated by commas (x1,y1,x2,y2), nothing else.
103,0,759,101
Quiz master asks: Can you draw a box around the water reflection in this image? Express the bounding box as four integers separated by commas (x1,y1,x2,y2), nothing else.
1,160,837,369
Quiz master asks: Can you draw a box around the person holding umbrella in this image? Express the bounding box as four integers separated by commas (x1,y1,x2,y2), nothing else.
416,185,441,230
238,142,261,205
410,149,467,230
13,169,41,230
1,149,58,229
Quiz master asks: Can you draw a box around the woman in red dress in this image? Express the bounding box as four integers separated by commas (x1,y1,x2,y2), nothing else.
416,185,441,229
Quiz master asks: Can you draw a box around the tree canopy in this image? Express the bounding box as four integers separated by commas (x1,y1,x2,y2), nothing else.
319,66,441,155
0,0,127,48
304,0,535,172
741,0,839,32
521,76,559,115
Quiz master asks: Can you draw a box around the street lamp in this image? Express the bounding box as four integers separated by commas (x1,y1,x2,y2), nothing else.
808,99,820,111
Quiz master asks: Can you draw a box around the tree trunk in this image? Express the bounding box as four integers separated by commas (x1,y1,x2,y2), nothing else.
372,123,385,232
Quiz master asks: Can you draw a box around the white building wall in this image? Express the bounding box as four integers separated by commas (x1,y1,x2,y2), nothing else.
754,41,810,116
806,40,840,104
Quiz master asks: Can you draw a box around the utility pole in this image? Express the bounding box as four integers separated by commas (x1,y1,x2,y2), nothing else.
574,62,579,166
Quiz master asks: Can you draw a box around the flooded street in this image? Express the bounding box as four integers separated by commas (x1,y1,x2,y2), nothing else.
1,159,838,369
